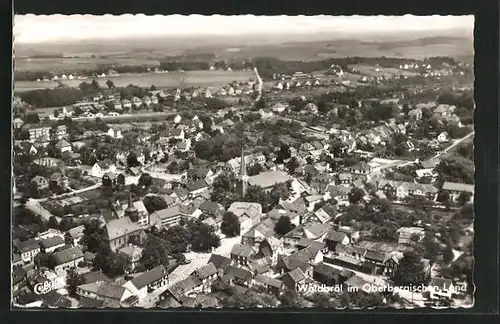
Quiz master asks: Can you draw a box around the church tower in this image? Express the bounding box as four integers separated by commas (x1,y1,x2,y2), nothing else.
239,148,249,198
125,192,139,222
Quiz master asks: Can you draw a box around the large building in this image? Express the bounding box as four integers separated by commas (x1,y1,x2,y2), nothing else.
248,170,291,193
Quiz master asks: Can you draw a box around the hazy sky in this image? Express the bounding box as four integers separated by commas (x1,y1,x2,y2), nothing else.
14,14,474,44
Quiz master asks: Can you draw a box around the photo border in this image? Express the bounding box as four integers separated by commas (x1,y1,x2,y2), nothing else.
4,0,499,322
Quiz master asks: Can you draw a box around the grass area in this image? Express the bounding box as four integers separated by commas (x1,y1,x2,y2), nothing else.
349,64,419,77
14,57,161,72
15,70,255,92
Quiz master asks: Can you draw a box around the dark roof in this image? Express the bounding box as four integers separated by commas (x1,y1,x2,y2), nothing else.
82,271,111,284
199,201,221,214
130,265,168,289
254,274,283,288
168,276,203,301
314,262,341,278
14,239,40,253
186,179,209,192
326,230,348,243
78,297,105,308
283,268,306,283
52,247,84,266
40,236,65,249
208,254,232,270
225,265,253,281
230,244,254,258
42,291,72,308
194,263,217,280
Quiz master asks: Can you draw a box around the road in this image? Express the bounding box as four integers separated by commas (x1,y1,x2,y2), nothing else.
34,182,103,203
253,67,263,103
437,131,474,157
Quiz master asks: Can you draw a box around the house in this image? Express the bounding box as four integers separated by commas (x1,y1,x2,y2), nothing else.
121,99,132,109
118,245,144,271
313,262,341,285
325,230,351,251
77,281,135,304
283,222,330,248
49,172,68,190
230,244,255,266
28,126,51,141
51,247,84,273
90,161,116,178
337,173,353,185
162,275,203,304
39,236,65,254
309,203,337,224
31,175,49,190
122,265,169,300
65,225,85,246
185,179,210,197
227,202,262,233
273,82,284,91
241,218,275,246
259,108,274,119
429,277,455,299
14,239,41,263
304,103,318,114
267,208,301,227
208,254,232,274
433,104,455,118
396,227,426,245
192,263,219,293
253,274,284,294
437,132,449,143
442,182,475,203
408,108,422,121
280,268,307,290
222,265,254,287
198,201,224,218
149,205,200,230
271,103,286,113
13,118,24,129
102,216,144,252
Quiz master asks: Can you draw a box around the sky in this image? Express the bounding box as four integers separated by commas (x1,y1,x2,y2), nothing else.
14,14,474,44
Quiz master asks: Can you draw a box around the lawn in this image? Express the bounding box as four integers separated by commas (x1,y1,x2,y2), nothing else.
349,64,419,78
14,57,161,72
14,70,255,92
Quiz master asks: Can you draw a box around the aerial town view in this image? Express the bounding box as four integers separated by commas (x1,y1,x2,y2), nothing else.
12,15,475,309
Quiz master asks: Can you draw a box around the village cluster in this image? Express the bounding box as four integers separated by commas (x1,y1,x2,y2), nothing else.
12,56,474,309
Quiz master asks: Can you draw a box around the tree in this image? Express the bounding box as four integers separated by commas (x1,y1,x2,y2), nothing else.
348,187,365,204
458,192,471,205
275,143,291,164
188,219,221,252
270,181,293,206
143,195,168,214
91,79,101,92
286,157,300,175
139,237,171,271
138,173,153,188
53,109,59,118
211,172,239,207
117,174,125,187
66,268,84,297
275,216,295,236
81,218,104,253
47,216,59,229
106,80,115,89
220,211,240,237
127,153,140,167
392,251,426,286
247,163,263,176
94,248,129,277
246,185,273,212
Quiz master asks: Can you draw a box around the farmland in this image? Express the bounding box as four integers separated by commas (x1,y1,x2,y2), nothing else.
14,70,255,92
349,64,419,78
14,57,161,72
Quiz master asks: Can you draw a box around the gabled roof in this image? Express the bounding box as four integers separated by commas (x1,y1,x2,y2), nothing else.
40,236,65,249
130,265,168,290
314,262,341,278
208,254,232,270
326,230,348,243
96,283,128,300
14,239,40,253
254,274,283,288
168,276,203,301
193,263,218,280
52,246,84,266
242,218,275,239
103,217,142,241
228,202,262,220
248,170,291,188
199,201,222,214
230,244,254,258
283,268,306,283
224,265,253,281
442,182,474,193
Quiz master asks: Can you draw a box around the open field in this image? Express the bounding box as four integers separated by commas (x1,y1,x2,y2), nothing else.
349,64,419,77
14,70,255,92
14,57,161,72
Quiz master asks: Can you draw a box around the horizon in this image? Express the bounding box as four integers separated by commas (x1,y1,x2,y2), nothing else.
14,14,474,44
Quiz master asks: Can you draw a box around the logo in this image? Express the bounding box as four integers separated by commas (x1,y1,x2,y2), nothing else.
34,278,66,295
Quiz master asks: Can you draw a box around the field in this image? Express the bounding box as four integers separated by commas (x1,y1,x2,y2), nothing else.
349,64,419,77
14,57,161,72
14,70,255,92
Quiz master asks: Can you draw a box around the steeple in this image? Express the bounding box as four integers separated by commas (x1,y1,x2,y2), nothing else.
240,148,249,198
125,192,138,222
